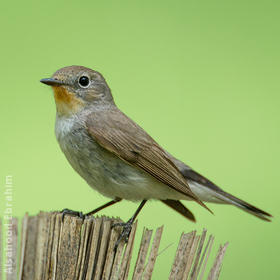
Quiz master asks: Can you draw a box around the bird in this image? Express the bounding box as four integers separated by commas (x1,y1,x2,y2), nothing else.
40,65,272,244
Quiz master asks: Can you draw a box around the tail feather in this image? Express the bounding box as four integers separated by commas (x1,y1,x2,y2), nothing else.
213,191,272,222
168,152,272,222
161,199,196,222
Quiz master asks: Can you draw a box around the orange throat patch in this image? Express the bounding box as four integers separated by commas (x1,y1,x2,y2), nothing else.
52,86,84,116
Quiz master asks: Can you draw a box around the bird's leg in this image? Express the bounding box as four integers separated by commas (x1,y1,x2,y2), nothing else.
85,198,122,216
112,200,147,250
61,198,122,221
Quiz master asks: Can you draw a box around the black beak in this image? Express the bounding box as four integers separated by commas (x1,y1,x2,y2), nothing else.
40,78,66,86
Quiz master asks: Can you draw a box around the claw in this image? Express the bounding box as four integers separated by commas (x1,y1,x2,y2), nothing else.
112,218,134,251
61,208,85,221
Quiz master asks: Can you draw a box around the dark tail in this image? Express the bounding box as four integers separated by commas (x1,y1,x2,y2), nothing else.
168,152,272,222
213,191,272,222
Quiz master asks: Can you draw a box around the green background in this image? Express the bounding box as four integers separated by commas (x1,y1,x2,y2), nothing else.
1,0,279,279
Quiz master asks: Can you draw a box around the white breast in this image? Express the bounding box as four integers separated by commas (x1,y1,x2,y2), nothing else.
55,114,77,142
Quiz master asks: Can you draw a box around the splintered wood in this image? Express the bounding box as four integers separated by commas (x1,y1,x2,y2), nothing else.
1,212,228,279
169,230,228,280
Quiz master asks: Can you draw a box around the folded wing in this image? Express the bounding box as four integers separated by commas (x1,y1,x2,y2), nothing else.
86,107,212,213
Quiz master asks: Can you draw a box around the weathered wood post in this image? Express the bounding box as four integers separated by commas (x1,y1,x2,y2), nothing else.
1,212,228,280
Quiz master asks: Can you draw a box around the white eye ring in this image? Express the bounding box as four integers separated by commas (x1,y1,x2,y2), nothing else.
78,76,90,88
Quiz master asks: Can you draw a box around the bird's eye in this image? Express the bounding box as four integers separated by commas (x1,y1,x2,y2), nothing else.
78,76,90,88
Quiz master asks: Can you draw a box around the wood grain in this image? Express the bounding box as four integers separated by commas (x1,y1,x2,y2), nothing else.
10,212,228,280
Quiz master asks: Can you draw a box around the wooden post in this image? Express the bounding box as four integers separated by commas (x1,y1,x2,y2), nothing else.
1,212,228,280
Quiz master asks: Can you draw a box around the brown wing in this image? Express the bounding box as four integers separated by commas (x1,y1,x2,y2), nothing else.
161,200,196,222
85,106,212,213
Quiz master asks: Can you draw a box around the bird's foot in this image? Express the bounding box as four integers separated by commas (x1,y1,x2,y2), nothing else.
112,218,134,251
60,208,85,221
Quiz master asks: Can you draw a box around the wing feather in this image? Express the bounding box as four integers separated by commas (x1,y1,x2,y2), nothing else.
85,107,212,213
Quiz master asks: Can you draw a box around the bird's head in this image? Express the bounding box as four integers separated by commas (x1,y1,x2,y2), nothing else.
40,65,114,116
